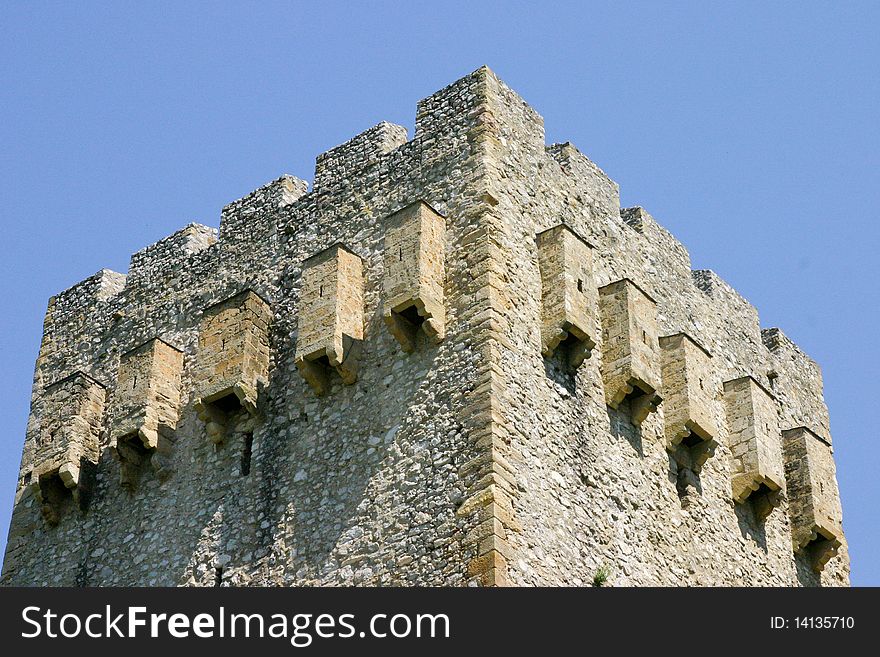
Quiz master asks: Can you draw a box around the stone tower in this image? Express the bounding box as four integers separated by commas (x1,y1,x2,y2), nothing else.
1,67,847,586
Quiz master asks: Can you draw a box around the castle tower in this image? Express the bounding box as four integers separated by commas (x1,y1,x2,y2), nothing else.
1,67,847,586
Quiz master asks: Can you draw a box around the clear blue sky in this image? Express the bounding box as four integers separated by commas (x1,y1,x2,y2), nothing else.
1,1,877,585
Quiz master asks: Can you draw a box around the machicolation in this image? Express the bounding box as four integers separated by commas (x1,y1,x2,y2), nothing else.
2,67,847,586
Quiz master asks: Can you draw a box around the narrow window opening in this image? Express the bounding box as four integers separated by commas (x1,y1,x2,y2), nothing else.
577,279,584,293
319,285,324,298
240,432,253,476
767,371,778,390
398,247,403,261
641,329,648,345
214,566,223,587
22,472,32,487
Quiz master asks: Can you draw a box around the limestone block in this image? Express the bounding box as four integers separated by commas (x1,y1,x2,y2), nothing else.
31,373,105,523
598,279,662,425
383,202,446,351
783,427,843,572
109,338,184,487
537,224,598,369
295,245,364,395
723,376,785,517
193,290,272,443
659,333,718,471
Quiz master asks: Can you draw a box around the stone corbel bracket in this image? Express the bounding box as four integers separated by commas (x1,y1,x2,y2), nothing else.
109,337,184,488
192,290,272,443
537,224,599,369
659,333,719,472
782,426,843,572
31,372,106,524
599,279,662,425
295,244,364,396
383,201,446,352
723,376,786,520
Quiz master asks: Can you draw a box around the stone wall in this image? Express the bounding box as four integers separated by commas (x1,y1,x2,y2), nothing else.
1,67,848,586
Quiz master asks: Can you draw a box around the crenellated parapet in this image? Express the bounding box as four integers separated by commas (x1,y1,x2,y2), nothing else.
4,66,848,587
763,327,831,441
546,142,620,220
38,268,126,379
313,122,408,195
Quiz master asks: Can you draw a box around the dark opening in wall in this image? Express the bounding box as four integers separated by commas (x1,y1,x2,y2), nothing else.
748,483,779,522
544,330,594,378
801,531,841,573
384,302,433,356
558,332,588,370
241,432,253,476
117,432,152,491
214,567,223,587
675,464,700,507
397,303,425,329
209,392,243,416
39,472,72,526
200,390,246,444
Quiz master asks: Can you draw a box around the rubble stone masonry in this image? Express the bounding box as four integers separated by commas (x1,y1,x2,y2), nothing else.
1,67,847,586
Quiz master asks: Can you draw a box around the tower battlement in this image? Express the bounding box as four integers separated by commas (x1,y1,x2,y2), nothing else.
2,67,847,587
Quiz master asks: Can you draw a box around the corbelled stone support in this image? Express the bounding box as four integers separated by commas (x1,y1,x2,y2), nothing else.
723,376,785,519
109,338,184,488
193,290,272,443
782,427,843,572
536,224,598,369
295,245,364,396
1,66,850,587
31,373,106,524
659,333,718,472
383,201,446,351
598,279,662,425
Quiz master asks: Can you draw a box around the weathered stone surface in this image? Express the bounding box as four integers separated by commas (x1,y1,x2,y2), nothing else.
193,290,272,442
599,279,662,425
30,373,105,524
295,245,364,395
723,376,785,515
659,333,718,471
109,338,184,488
1,66,849,587
383,202,446,351
537,224,598,369
783,427,843,572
